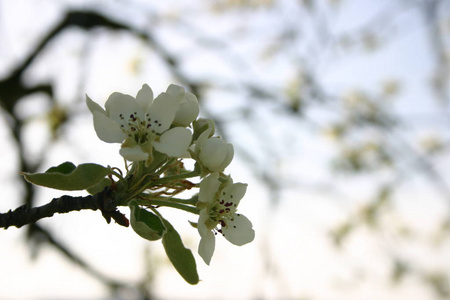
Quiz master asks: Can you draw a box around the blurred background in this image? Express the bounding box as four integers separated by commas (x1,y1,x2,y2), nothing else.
1,0,450,299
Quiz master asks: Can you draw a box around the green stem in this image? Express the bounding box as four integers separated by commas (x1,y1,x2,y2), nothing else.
111,170,127,189
145,153,168,175
148,200,199,215
155,157,177,176
156,170,199,185
146,195,198,205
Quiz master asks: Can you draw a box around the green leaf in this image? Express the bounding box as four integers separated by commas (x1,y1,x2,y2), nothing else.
161,218,199,285
129,202,166,241
86,178,111,195
46,161,77,174
22,162,111,191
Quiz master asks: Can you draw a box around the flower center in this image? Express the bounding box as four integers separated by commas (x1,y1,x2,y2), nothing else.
209,190,238,234
119,112,162,144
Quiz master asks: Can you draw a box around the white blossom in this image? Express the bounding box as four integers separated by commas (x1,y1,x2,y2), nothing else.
197,173,255,265
193,126,234,173
86,84,193,163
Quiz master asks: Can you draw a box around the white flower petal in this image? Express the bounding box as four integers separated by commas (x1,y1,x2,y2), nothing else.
147,92,180,133
153,127,192,157
166,84,185,102
199,138,233,171
119,145,149,162
198,173,221,204
136,84,153,112
221,143,234,169
198,211,216,265
92,111,127,143
198,210,211,237
221,182,247,207
194,127,212,153
105,92,143,122
86,94,106,115
222,213,255,246
174,93,199,126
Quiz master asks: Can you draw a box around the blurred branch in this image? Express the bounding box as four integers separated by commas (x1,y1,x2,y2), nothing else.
422,0,450,103
28,223,128,293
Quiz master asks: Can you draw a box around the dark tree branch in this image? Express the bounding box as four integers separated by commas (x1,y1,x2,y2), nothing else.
0,188,129,229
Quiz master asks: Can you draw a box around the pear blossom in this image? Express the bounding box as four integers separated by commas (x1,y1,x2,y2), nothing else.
173,90,199,127
192,118,215,141
193,126,234,173
86,84,194,163
197,173,255,265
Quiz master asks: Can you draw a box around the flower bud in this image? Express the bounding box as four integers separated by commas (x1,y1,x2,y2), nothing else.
198,137,234,172
193,118,215,141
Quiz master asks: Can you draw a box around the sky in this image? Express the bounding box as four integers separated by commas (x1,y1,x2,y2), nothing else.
0,0,450,299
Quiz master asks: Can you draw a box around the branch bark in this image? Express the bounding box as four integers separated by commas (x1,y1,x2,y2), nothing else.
0,189,129,229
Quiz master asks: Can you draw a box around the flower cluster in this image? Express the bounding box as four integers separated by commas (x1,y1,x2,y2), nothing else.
87,84,254,265
87,84,197,164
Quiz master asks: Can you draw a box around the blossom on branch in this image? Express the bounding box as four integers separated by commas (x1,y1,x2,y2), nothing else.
86,84,197,164
196,173,255,265
192,125,234,174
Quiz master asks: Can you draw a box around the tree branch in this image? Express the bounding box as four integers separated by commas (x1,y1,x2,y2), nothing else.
0,189,129,229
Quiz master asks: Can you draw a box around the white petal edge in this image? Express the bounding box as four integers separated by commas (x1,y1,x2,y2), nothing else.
222,182,247,207
92,111,127,143
105,92,142,122
166,84,185,102
220,143,234,170
222,213,255,246
119,146,149,162
147,92,181,134
199,138,231,170
174,93,199,126
198,173,221,204
153,127,192,157
198,211,216,265
86,94,106,115
136,84,153,112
